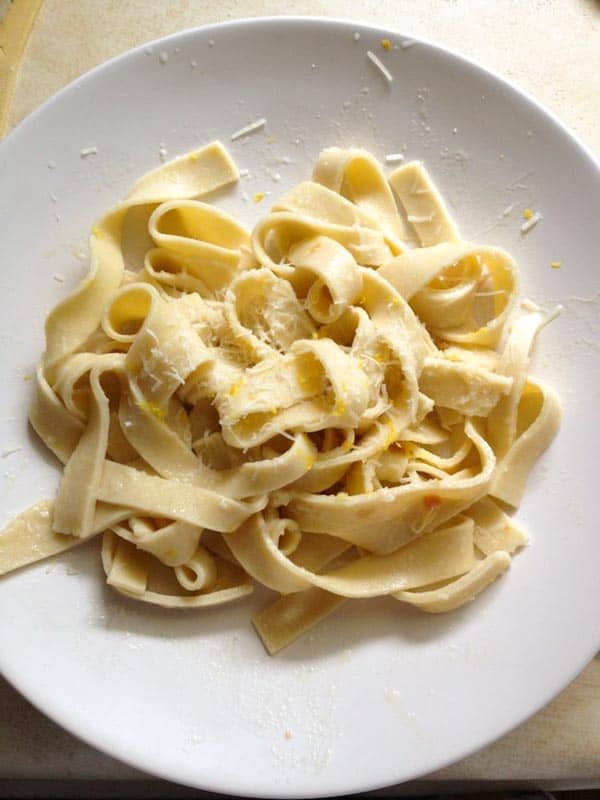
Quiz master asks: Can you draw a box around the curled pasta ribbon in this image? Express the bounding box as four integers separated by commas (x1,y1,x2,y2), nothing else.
288,236,363,324
313,146,410,248
43,142,239,374
102,530,252,608
284,420,495,555
379,241,518,347
0,144,560,652
228,513,476,597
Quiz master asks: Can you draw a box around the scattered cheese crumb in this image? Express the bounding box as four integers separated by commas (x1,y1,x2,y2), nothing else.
542,304,563,327
274,155,291,164
452,127,458,134
241,191,249,202
401,39,416,49
408,213,434,224
501,204,514,217
144,47,153,56
551,261,562,269
23,374,32,382
80,146,97,158
253,192,265,203
523,208,534,220
353,32,361,41
381,39,392,51
190,60,198,68
208,39,215,47
1,447,22,458
360,86,369,94
159,51,169,64
52,274,65,283
50,194,58,203
239,168,250,178
366,50,393,83
267,169,282,182
520,211,543,233
47,160,56,169
385,153,404,164
343,100,351,110
230,118,266,141
159,144,168,162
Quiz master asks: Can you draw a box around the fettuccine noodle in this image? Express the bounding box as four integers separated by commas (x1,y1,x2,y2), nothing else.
0,142,561,653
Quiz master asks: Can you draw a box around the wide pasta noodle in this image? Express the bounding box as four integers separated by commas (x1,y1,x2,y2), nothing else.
0,144,560,653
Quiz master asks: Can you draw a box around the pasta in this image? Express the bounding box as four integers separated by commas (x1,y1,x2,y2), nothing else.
0,141,561,653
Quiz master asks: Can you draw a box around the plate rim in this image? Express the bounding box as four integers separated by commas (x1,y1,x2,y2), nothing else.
1,15,599,798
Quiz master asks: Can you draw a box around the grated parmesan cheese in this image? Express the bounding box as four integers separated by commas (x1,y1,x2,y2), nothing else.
407,213,435,224
1,447,22,458
366,50,393,83
401,39,416,49
353,32,361,41
230,118,266,141
159,51,169,64
80,147,98,158
520,211,543,233
385,153,404,164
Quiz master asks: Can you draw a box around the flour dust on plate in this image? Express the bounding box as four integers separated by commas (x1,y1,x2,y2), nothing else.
0,17,598,799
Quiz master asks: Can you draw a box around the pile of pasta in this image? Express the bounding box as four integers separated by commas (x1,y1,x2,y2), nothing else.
0,142,560,653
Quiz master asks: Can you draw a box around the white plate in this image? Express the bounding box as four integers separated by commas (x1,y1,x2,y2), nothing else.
1,16,599,798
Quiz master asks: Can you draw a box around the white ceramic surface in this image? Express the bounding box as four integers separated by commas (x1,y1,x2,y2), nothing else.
0,17,599,798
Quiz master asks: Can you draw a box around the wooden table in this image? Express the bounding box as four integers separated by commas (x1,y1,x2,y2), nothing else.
1,0,599,794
